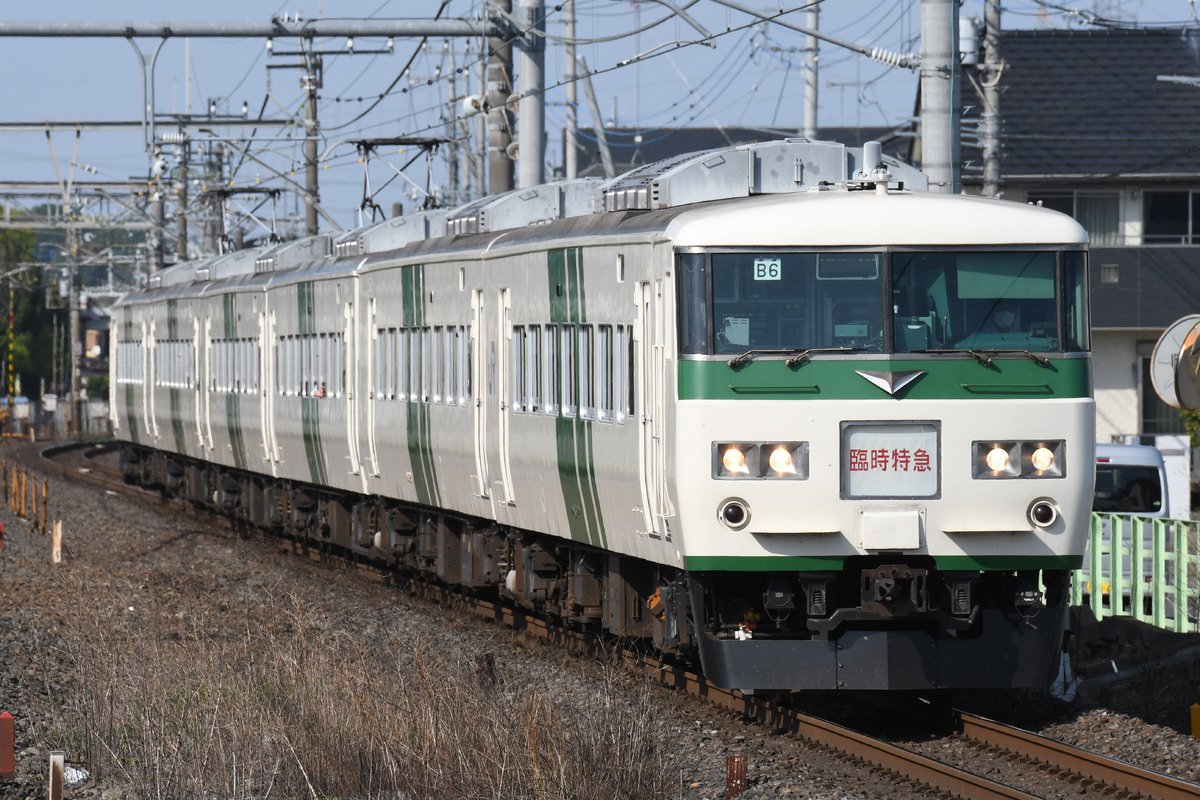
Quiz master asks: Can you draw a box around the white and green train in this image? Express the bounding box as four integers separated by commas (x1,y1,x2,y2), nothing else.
112,139,1094,692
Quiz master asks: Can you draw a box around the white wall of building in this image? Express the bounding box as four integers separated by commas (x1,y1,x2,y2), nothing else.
1092,329,1140,443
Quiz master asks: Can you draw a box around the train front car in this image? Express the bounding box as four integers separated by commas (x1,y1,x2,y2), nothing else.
667,177,1093,691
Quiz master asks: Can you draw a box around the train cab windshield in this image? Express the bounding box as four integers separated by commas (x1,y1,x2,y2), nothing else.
677,249,1089,356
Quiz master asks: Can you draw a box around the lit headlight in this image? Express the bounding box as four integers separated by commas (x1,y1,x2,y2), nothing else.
985,447,1010,472
1031,447,1054,472
723,447,748,474
768,447,794,474
713,442,808,479
973,440,1065,479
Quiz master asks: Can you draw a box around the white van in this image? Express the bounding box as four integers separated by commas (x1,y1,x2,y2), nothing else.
1093,443,1169,518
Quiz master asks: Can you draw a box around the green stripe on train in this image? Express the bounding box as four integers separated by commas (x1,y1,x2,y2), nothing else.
223,294,248,471
678,357,1091,401
123,316,140,445
683,554,1083,572
166,300,187,454
548,247,606,549
295,283,327,485
402,265,440,507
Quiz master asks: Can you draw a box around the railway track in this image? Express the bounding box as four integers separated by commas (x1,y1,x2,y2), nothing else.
41,439,1200,800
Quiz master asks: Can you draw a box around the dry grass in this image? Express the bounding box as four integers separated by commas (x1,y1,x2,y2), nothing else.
56,568,675,800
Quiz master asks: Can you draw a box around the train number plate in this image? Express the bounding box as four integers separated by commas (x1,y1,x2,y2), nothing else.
841,422,940,499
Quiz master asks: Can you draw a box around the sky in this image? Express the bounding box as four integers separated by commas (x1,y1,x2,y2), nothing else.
0,0,1195,239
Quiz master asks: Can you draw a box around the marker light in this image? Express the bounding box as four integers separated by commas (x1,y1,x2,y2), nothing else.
1031,447,1055,472
723,447,748,473
985,447,1010,472
768,447,794,474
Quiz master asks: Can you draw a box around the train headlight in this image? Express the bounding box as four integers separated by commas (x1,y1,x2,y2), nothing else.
713,442,808,479
974,441,1019,478
1031,447,1054,472
973,440,1065,479
985,447,1010,472
723,447,748,474
768,447,793,474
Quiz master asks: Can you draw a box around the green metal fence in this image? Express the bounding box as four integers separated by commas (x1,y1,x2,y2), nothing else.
1071,513,1200,632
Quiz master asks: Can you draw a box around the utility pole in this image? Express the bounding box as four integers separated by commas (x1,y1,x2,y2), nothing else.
804,5,818,140
148,188,165,274
487,0,515,195
446,40,460,205
475,35,488,196
981,0,1001,197
517,0,545,188
565,0,577,178
174,136,189,260
920,0,961,193
304,49,322,236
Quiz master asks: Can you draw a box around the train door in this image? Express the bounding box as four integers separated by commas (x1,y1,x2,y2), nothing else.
264,309,281,468
636,280,669,538
365,297,381,477
193,318,204,448
143,320,160,441
495,287,516,505
343,297,366,490
258,309,277,476
471,288,489,499
202,317,214,451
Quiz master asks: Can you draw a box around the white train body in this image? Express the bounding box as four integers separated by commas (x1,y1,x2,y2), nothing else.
113,140,1094,691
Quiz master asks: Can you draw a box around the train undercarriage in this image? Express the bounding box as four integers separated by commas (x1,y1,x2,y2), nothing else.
121,445,1068,693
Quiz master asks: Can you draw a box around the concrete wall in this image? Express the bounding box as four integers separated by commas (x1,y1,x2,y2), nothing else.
1092,329,1140,444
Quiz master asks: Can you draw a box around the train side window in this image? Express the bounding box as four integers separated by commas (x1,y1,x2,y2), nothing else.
615,325,629,424
420,327,431,403
528,324,541,414
407,328,420,402
562,324,577,419
580,324,595,420
512,324,526,413
432,326,443,404
677,253,709,354
544,324,559,416
598,324,613,422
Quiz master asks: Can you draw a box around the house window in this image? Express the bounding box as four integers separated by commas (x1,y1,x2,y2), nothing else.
1027,191,1120,245
1143,190,1198,244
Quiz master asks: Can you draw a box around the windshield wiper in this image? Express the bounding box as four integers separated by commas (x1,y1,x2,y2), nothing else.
785,347,863,368
987,349,1052,367
726,346,862,369
916,348,994,367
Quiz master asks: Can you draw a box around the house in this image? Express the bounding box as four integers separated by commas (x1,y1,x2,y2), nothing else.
958,27,1200,446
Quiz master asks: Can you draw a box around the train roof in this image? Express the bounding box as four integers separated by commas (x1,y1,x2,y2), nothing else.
661,190,1089,248
125,138,1085,303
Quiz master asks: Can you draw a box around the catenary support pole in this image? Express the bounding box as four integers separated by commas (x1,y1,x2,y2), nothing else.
487,0,515,195
803,4,818,140
517,0,545,188
564,0,577,178
981,0,1001,197
920,0,961,193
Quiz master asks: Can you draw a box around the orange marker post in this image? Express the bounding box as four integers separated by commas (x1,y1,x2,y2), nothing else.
0,711,14,779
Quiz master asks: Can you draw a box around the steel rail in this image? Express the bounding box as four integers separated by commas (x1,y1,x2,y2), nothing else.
957,710,1200,800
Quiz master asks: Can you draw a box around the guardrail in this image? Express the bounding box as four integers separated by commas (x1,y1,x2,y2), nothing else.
1071,513,1200,632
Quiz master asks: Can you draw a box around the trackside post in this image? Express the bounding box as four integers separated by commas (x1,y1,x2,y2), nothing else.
0,711,14,779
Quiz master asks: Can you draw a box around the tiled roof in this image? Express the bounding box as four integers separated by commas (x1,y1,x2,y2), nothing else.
963,28,1200,183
